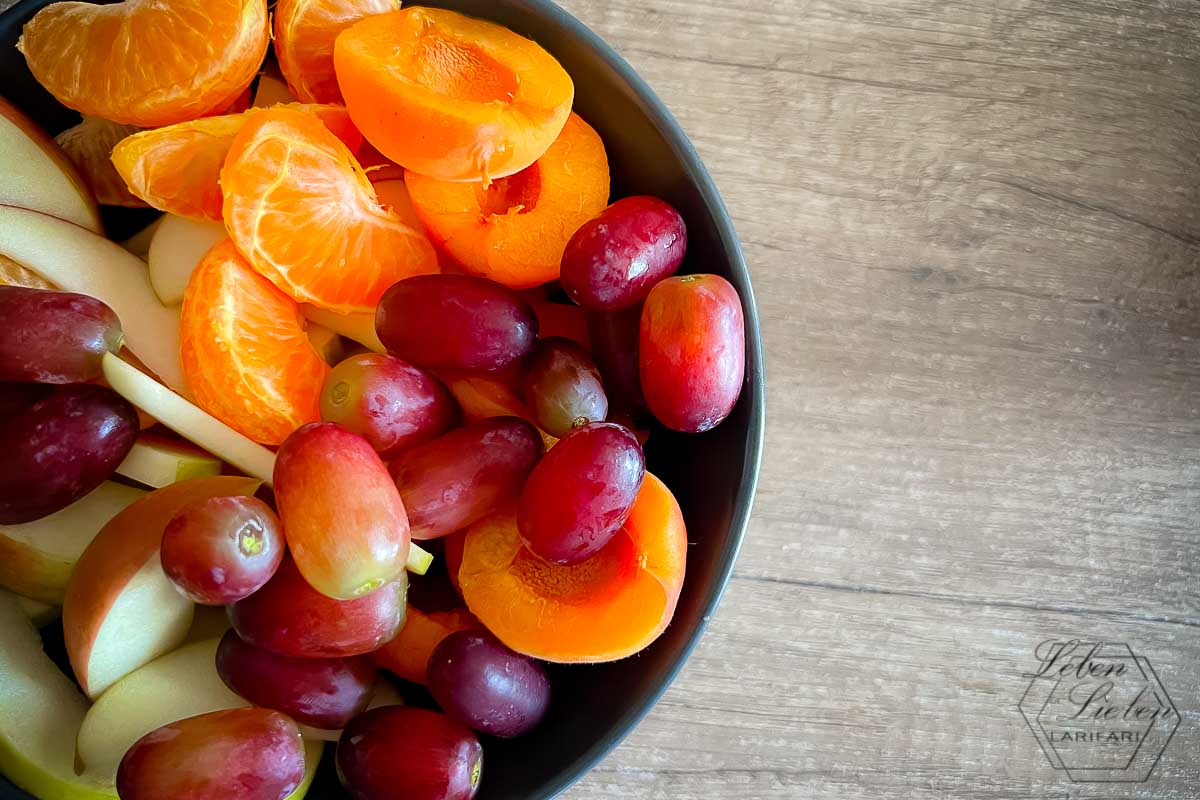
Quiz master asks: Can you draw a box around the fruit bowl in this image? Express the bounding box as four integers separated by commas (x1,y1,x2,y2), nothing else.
0,0,764,797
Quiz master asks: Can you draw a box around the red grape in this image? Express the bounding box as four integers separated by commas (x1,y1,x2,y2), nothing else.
228,556,406,658
216,629,377,729
275,423,410,600
320,354,458,458
390,417,543,540
585,305,645,415
336,707,482,800
517,422,644,565
559,196,687,312
376,275,538,371
0,383,137,523
0,286,122,383
428,631,550,738
521,337,607,437
160,496,284,604
640,274,745,432
116,708,304,800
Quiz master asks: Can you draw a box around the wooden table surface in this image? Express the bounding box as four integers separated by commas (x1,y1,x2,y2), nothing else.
555,0,1200,797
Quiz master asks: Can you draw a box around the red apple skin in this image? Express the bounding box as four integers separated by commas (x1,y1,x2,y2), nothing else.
228,556,406,658
116,708,305,800
216,629,377,729
336,707,482,800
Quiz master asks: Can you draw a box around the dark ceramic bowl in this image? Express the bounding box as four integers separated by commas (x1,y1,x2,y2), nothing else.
0,0,764,797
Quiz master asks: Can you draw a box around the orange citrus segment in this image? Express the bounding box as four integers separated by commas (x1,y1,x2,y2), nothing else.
180,239,329,445
112,104,362,221
221,106,439,313
18,0,269,127
275,0,399,104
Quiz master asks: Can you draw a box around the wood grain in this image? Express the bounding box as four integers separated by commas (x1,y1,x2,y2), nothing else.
553,0,1200,796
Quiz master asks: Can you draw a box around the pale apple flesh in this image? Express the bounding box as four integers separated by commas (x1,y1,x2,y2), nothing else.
146,215,226,306
15,595,60,628
118,217,162,260
116,433,222,489
0,97,101,235
0,482,146,604
76,638,246,781
0,593,115,800
101,353,277,485
0,205,185,392
301,304,385,353
63,476,260,698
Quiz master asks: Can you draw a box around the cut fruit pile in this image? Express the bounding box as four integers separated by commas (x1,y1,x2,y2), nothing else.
0,2,747,800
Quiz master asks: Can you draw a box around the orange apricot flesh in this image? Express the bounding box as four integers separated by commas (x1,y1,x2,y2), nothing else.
459,473,686,663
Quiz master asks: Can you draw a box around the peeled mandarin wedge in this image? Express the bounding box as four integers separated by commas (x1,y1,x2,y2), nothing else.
405,112,610,288
460,473,687,663
180,240,329,446
275,0,399,104
222,107,439,313
18,0,269,127
334,7,574,182
112,104,362,221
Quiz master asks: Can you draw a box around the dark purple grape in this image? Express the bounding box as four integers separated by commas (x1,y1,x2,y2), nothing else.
427,630,550,738
320,353,458,458
559,196,687,312
0,286,122,383
376,276,537,371
521,337,607,437
0,382,52,417
390,417,543,540
517,422,644,565
0,383,138,523
336,707,482,800
585,305,645,416
215,629,377,729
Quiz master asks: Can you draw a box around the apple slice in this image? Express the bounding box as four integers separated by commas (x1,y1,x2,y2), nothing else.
307,322,345,365
15,595,60,627
76,638,246,781
301,304,385,353
0,593,115,800
63,476,261,698
76,637,324,792
102,353,276,484
0,481,147,604
0,205,185,392
119,217,163,260
147,215,226,305
253,62,297,107
0,253,54,288
0,97,101,234
117,432,222,488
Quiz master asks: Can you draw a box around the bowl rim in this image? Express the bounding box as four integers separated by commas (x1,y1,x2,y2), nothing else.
0,0,765,796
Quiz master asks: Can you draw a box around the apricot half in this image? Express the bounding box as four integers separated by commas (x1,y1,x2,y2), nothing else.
406,113,610,288
460,473,686,663
334,7,574,182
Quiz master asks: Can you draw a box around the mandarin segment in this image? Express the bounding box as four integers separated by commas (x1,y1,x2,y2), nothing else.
405,113,610,288
221,107,438,313
180,240,329,445
334,7,574,182
275,0,399,104
112,104,362,221
460,473,685,663
18,0,269,127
